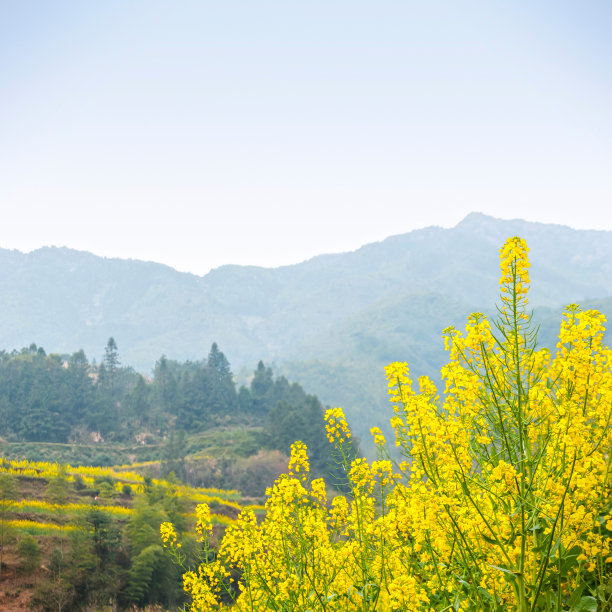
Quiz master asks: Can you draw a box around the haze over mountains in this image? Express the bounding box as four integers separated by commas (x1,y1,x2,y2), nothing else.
2,213,611,450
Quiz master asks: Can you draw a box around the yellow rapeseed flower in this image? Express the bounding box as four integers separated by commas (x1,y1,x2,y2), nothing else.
178,237,612,611
287,441,310,476
324,407,351,443
160,521,177,546
370,426,386,445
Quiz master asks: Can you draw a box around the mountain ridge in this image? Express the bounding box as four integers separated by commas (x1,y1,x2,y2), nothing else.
2,214,611,452
2,213,611,371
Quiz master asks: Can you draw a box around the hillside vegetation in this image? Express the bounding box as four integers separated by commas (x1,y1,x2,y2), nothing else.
173,236,612,611
0,456,253,611
0,229,610,609
1,214,611,454
0,344,357,610
0,341,351,494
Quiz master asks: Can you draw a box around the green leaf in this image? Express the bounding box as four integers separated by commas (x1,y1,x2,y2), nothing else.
560,551,581,574
487,564,518,577
480,532,498,545
550,534,563,557
571,596,598,612
567,583,585,608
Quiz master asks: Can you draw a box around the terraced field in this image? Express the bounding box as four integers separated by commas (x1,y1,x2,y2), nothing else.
0,457,263,610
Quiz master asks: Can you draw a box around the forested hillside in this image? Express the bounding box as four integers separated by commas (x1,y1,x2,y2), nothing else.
0,341,352,492
0,342,359,610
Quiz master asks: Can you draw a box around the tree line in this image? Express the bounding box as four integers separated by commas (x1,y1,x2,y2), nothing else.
0,339,352,484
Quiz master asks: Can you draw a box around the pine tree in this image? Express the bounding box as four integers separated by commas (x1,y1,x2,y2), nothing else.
103,337,120,398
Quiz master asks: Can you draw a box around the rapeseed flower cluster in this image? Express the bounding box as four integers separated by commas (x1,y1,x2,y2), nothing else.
0,458,241,508
324,407,351,444
160,521,178,546
196,503,213,539
288,441,310,477
7,519,78,533
6,499,132,518
169,237,611,611
369,427,386,446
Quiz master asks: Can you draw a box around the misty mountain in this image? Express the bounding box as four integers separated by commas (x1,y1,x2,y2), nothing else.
1,213,611,452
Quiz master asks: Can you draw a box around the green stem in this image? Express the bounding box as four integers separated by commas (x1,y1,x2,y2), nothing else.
531,454,576,610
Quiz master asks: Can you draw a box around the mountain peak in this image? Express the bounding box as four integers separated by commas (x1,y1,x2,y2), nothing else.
455,212,500,228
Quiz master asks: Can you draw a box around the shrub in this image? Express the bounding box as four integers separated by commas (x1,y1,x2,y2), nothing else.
97,481,118,500
45,466,70,504
93,474,115,488
18,534,42,573
73,473,86,490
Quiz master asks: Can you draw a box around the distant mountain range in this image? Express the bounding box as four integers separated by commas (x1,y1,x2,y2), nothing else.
2,213,611,453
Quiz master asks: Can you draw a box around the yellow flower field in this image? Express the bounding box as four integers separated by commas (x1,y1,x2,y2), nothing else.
165,237,612,611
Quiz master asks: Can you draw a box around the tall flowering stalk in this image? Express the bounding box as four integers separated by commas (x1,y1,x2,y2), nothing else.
169,237,612,611
388,237,611,610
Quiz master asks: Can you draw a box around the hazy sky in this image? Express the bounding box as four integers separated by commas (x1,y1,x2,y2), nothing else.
1,1,611,275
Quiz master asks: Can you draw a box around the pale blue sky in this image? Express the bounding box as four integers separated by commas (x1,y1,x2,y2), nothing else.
1,1,611,275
